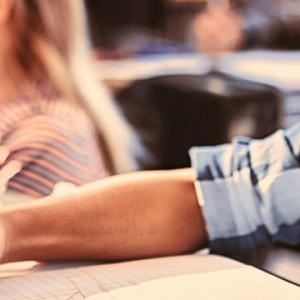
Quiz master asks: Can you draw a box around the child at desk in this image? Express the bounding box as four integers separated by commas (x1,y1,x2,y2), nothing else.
0,122,299,263
0,0,138,199
1,0,300,265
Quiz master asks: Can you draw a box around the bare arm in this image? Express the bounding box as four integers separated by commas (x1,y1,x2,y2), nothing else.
0,169,208,263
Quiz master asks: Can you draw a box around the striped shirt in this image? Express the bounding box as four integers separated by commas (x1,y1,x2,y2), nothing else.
0,86,108,198
190,122,300,259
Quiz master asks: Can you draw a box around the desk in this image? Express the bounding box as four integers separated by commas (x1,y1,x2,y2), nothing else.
262,246,300,285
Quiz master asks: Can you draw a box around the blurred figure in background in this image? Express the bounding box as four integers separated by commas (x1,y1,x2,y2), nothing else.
85,0,166,54
194,0,300,53
0,0,138,199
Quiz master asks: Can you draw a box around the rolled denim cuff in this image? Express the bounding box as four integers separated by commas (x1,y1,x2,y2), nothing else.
190,147,263,253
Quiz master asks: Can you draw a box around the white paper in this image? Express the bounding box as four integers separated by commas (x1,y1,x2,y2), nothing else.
0,255,241,299
87,266,300,300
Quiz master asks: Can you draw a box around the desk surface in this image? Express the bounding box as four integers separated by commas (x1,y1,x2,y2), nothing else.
262,246,300,285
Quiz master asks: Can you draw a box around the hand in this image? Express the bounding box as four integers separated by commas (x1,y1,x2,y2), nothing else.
194,3,244,54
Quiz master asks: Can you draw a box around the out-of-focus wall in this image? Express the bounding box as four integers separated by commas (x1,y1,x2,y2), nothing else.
84,0,206,50
85,0,167,49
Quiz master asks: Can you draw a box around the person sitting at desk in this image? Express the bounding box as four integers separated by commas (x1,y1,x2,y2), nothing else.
194,0,300,53
0,0,138,199
0,122,299,263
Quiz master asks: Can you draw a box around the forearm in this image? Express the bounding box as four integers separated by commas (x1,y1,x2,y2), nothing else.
0,169,208,263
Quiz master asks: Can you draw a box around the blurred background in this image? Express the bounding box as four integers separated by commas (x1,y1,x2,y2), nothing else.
84,0,300,170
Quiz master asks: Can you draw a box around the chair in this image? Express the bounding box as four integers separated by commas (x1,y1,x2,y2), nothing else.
116,72,282,170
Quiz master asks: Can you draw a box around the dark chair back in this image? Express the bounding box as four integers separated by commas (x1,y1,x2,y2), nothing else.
116,72,283,169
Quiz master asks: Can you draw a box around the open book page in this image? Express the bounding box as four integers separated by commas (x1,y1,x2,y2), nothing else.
87,266,300,300
0,255,242,300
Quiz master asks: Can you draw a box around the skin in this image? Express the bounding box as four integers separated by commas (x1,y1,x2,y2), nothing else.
194,2,244,54
0,1,208,264
0,169,208,263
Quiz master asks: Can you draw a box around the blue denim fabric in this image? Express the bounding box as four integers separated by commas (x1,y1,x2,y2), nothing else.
190,122,300,257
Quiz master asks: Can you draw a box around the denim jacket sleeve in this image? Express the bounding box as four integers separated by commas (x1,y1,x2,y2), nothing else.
189,123,300,257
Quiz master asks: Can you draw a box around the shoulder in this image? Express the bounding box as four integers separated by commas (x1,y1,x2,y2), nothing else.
1,98,94,148
31,97,92,126
1,98,107,197
0,96,104,173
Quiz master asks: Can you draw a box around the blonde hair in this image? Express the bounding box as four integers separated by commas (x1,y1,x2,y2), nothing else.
5,0,139,174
